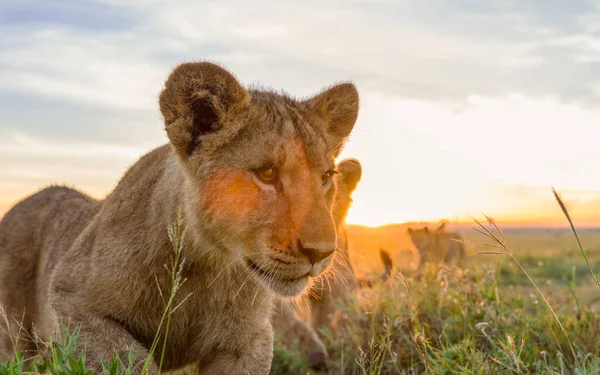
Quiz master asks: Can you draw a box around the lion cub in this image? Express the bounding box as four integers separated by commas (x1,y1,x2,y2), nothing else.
273,158,393,370
0,62,359,374
408,223,466,269
271,158,363,370
307,159,392,331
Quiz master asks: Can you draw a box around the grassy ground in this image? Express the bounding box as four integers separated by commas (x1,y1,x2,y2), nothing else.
271,221,600,374
3,219,600,374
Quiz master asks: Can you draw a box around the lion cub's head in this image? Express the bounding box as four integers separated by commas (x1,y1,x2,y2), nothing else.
159,62,359,297
407,226,434,254
408,224,448,264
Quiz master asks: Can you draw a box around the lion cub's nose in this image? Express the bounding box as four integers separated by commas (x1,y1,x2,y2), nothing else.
297,240,335,265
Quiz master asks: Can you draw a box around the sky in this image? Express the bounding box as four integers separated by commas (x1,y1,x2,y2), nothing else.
1,0,600,227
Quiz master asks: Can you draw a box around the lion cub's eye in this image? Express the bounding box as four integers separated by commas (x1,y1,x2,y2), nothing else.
255,166,278,184
321,170,337,188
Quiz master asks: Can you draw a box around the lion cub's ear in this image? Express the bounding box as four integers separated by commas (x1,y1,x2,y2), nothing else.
304,83,359,156
337,158,362,194
159,62,250,159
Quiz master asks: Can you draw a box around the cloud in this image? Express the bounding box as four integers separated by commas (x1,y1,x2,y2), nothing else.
0,129,149,215
0,130,147,159
0,0,136,31
0,28,167,111
1,0,600,109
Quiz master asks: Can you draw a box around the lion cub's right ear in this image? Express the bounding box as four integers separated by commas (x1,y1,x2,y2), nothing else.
159,62,250,159
337,158,362,194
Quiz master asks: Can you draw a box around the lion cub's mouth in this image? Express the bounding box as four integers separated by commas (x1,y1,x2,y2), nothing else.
246,260,310,296
247,261,309,282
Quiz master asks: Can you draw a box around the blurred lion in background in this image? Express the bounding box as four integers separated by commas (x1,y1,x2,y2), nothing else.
271,158,393,370
407,222,465,269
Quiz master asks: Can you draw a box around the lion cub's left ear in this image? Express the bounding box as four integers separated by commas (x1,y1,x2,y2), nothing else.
159,61,250,160
304,83,359,156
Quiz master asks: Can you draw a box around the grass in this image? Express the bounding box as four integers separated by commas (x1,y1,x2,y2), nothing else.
273,262,600,374
470,214,579,368
271,188,600,374
552,187,600,288
3,188,600,374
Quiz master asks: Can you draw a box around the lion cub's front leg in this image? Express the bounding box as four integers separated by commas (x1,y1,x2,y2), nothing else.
194,322,273,375
61,315,158,375
271,298,328,370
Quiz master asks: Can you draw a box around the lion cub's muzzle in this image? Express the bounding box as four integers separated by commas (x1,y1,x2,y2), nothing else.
295,239,336,278
247,239,336,297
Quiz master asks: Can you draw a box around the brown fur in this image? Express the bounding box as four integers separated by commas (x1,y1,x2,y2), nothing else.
408,223,466,269
0,61,359,374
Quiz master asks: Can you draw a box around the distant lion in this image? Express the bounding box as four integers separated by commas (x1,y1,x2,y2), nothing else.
270,158,362,371
307,159,393,332
271,158,393,370
0,61,359,374
408,223,465,269
270,158,363,371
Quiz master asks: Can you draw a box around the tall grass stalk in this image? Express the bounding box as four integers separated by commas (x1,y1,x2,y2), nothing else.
470,215,580,369
141,214,190,375
552,187,600,288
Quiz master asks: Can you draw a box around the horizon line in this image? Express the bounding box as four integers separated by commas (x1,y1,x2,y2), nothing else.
345,219,600,229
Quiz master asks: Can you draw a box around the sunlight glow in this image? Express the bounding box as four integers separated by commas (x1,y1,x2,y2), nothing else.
338,93,600,227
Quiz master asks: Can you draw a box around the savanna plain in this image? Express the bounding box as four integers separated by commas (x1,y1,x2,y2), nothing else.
271,213,600,375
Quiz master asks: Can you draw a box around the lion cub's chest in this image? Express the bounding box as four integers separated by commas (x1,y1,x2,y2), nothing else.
155,270,272,368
